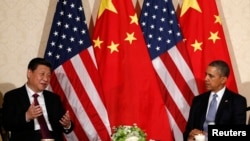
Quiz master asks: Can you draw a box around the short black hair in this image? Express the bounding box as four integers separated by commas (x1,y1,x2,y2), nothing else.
209,60,230,77
27,57,52,71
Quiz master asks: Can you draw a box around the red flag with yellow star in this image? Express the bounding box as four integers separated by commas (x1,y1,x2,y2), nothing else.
179,0,238,93
92,0,173,140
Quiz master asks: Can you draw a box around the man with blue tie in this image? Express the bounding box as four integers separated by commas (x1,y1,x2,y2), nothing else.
183,60,247,141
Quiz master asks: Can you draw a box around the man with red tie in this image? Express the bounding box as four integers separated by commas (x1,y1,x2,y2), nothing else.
2,57,74,141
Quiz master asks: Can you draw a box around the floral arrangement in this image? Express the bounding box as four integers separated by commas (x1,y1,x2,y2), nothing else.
111,124,147,141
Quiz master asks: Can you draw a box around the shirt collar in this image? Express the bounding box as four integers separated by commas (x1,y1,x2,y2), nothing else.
25,84,43,98
210,86,226,103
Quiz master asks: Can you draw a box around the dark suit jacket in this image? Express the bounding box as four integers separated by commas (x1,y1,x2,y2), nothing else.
183,88,247,141
2,85,74,141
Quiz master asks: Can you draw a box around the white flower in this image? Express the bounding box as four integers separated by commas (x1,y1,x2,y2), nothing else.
111,124,146,141
125,136,139,141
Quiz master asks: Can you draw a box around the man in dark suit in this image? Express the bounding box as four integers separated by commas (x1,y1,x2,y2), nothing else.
2,57,74,141
183,60,247,141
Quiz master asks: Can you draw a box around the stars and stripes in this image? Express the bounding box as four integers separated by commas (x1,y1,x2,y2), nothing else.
45,0,90,69
140,0,198,141
140,0,183,59
44,0,111,140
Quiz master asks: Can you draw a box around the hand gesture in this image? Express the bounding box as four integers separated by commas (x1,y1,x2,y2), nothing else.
26,102,43,121
59,110,71,128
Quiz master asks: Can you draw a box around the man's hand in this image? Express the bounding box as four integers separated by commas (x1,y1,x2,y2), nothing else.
188,129,205,140
26,102,43,121
59,111,71,129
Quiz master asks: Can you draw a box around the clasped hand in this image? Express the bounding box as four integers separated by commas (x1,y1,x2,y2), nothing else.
26,102,43,120
26,102,71,128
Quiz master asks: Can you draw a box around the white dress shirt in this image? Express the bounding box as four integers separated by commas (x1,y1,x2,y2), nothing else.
25,84,52,131
205,86,225,118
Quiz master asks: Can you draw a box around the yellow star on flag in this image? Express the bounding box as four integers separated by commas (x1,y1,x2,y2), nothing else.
98,0,117,18
208,31,220,43
108,41,119,53
93,37,103,48
191,40,203,52
130,13,138,25
125,32,137,44
180,0,201,17
214,15,221,25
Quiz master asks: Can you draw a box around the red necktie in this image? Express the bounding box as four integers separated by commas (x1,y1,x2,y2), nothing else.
33,94,52,139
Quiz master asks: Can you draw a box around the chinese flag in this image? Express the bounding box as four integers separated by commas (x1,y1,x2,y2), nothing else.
179,0,238,93
92,0,173,141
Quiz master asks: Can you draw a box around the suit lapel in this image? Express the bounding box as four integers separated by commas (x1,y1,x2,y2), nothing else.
20,85,33,110
215,89,230,120
199,93,210,127
43,91,52,118
19,85,36,128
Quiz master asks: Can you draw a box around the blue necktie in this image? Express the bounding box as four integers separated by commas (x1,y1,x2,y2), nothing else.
203,94,218,132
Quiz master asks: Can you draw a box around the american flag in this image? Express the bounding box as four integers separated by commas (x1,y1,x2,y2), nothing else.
139,0,199,141
44,0,111,140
